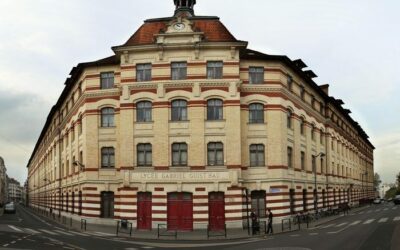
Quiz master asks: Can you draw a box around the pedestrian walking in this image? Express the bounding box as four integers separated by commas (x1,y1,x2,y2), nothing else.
250,211,258,235
266,209,273,234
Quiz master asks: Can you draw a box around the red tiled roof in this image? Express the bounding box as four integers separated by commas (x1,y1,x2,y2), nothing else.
122,19,237,46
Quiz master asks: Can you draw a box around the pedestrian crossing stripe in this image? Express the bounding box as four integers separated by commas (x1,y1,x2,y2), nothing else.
378,218,388,223
349,220,361,226
38,229,57,235
363,219,374,224
394,217,400,221
54,230,74,236
8,225,22,232
24,228,40,234
335,223,347,227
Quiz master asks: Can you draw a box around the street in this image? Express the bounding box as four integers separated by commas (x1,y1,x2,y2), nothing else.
219,202,400,250
0,203,399,250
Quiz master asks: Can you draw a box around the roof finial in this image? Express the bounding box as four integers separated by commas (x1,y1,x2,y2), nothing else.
173,0,196,17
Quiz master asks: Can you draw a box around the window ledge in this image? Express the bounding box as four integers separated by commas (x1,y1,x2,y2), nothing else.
135,121,154,124
169,120,190,123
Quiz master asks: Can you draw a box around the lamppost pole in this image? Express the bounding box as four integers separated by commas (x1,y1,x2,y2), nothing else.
314,153,326,212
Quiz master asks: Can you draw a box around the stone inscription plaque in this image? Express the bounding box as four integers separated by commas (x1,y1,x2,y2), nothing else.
130,171,230,183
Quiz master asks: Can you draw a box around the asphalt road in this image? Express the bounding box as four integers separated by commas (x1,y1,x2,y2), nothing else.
217,202,400,250
0,203,399,250
0,204,160,250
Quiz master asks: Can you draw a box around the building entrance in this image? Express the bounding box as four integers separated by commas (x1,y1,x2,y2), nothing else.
167,192,193,231
208,192,225,231
137,192,152,230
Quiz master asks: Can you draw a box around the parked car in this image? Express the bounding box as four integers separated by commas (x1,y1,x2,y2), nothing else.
394,195,400,205
4,202,16,214
373,198,382,204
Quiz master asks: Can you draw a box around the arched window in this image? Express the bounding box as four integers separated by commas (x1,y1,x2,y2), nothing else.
287,109,293,129
207,99,223,120
101,108,115,127
171,100,188,121
136,101,152,122
249,103,264,123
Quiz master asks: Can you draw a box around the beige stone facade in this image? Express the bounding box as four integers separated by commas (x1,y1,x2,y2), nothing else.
27,1,374,230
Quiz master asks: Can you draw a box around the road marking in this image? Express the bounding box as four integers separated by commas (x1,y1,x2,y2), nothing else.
91,231,115,236
383,208,388,211
142,247,154,249
69,231,89,236
394,216,400,221
375,209,381,212
335,222,348,227
358,212,364,214
393,207,397,210
8,225,22,232
39,229,58,235
309,233,319,236
350,220,361,226
3,244,9,247
11,241,16,244
320,223,335,229
54,230,74,236
378,218,388,223
24,228,40,234
366,210,372,214
290,234,300,237
363,219,375,224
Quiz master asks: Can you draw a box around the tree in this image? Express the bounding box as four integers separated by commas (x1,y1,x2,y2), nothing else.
397,172,400,189
373,173,382,191
385,187,397,199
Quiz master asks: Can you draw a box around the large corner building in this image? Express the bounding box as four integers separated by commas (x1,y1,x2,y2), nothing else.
27,0,374,231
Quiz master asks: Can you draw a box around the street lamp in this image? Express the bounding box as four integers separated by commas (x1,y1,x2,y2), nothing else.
314,153,326,212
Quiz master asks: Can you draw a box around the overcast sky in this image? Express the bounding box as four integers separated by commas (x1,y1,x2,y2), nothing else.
0,0,399,185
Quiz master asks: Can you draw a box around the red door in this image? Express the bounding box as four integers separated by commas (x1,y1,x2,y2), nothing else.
208,192,225,231
137,192,152,230
167,192,193,231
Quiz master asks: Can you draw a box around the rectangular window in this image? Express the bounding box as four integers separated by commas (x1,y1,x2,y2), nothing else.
287,74,293,91
249,104,264,123
136,101,152,122
208,142,224,166
249,67,264,84
207,61,223,79
171,100,188,121
101,147,115,168
301,151,305,170
250,144,265,167
171,62,187,80
136,63,152,82
287,146,293,168
137,144,152,167
172,143,187,166
312,155,316,173
207,99,223,120
100,72,114,89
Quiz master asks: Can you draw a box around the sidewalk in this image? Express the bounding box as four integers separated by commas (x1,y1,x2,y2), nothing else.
33,205,371,241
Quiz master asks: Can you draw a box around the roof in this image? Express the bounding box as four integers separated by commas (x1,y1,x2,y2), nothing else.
120,16,237,47
241,49,374,149
27,55,120,168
